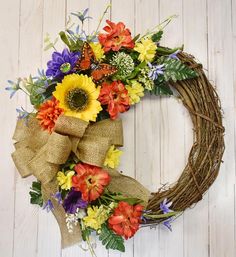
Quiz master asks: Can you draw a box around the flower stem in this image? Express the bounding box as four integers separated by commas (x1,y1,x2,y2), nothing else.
93,4,111,36
19,87,30,96
138,15,178,41
143,211,179,219
156,45,184,55
86,236,97,257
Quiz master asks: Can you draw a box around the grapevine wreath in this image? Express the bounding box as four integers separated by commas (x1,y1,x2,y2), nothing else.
7,6,224,255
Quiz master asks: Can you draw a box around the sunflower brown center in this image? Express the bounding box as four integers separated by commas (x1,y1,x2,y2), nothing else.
66,88,88,111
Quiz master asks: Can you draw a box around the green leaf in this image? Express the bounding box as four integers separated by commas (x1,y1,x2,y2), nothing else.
109,195,143,205
133,33,140,42
125,61,147,80
81,226,93,241
29,181,43,207
42,82,57,99
96,109,110,121
151,30,163,42
31,181,41,193
99,224,125,252
149,75,173,96
44,43,54,51
157,56,198,82
59,31,72,48
59,31,83,52
156,45,184,55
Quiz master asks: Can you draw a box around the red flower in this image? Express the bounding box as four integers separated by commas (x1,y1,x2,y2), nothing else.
98,20,135,52
72,163,110,202
108,201,143,239
99,81,130,119
37,97,63,133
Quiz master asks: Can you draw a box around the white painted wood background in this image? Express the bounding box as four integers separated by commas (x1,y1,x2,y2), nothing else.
0,0,235,256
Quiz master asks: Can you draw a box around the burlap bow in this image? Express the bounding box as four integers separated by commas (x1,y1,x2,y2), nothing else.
12,115,150,248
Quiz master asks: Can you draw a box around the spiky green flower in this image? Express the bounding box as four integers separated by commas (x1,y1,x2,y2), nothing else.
110,52,134,77
137,66,154,90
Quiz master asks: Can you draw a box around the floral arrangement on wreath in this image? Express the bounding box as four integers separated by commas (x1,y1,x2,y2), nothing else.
7,6,198,255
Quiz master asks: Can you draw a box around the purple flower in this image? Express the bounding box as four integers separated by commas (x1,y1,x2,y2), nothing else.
53,191,62,205
169,50,181,60
43,199,54,212
5,79,21,98
163,219,173,231
71,8,92,23
160,198,173,231
160,198,172,214
16,107,31,125
63,190,88,214
46,48,80,78
148,63,164,80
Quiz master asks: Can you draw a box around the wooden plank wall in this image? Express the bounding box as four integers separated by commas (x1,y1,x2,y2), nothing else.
0,0,235,257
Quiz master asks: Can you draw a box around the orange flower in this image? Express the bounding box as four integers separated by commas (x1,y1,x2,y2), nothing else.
99,81,130,119
72,163,110,202
108,201,143,239
98,20,134,52
37,97,63,133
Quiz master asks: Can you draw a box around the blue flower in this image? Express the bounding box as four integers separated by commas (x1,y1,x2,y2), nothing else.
46,48,80,78
5,79,21,98
52,192,62,205
63,190,88,214
160,198,173,231
160,198,172,214
16,107,31,124
169,50,181,60
163,219,173,231
43,199,54,212
71,8,92,23
148,63,164,80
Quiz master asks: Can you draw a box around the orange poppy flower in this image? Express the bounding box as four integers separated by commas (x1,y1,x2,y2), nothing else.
72,163,110,202
98,20,134,52
99,81,130,119
108,201,143,239
37,97,63,133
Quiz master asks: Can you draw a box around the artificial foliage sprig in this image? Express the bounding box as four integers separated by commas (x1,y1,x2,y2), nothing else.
29,181,43,207
99,224,125,252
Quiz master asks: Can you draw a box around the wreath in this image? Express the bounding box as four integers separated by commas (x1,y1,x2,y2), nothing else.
7,6,224,255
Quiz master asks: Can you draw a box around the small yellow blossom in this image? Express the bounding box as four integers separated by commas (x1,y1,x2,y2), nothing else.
134,38,157,62
126,80,144,105
83,205,110,230
104,145,123,169
57,171,74,190
89,42,105,60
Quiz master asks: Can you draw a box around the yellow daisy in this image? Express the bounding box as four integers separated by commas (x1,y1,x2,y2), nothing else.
126,80,144,105
134,38,157,62
89,42,105,60
104,145,123,169
53,74,102,122
57,171,74,190
83,205,110,230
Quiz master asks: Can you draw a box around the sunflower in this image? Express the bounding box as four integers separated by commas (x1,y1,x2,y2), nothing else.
53,74,102,122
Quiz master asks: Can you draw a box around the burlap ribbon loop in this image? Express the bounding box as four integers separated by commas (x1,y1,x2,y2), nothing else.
12,115,124,182
45,132,72,165
11,115,150,248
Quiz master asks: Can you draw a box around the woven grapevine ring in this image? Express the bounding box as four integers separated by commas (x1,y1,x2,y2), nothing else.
145,52,225,220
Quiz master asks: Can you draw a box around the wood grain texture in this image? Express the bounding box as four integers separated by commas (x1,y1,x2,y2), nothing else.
0,0,235,257
182,1,209,257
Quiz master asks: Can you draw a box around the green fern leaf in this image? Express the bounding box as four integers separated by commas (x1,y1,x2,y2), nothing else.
158,56,198,82
99,224,125,252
